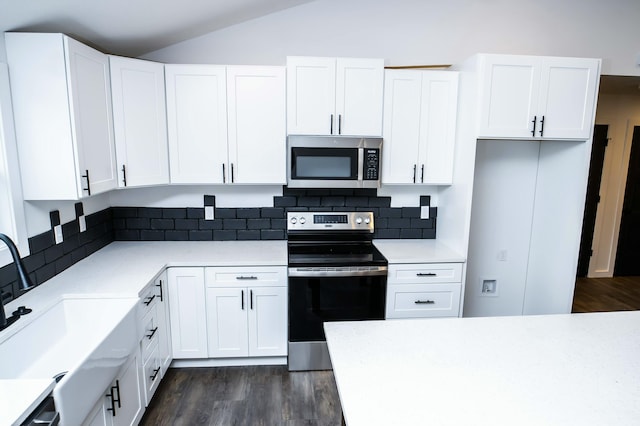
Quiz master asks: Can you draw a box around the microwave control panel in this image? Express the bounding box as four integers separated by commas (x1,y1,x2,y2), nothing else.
364,149,380,180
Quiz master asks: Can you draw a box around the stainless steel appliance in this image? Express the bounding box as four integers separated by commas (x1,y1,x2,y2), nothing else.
287,211,387,371
287,135,382,188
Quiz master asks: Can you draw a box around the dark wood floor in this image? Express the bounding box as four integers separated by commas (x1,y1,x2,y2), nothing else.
142,276,640,425
140,365,342,426
572,275,640,312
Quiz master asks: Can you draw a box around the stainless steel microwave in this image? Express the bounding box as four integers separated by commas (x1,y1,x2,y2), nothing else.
287,135,382,188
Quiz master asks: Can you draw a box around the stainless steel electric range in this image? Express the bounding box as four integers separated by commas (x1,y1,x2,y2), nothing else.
287,211,388,371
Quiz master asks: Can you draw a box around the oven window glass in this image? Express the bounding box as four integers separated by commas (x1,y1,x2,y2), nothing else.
291,148,358,180
289,275,386,342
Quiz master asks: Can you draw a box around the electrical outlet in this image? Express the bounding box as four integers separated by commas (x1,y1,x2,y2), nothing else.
78,215,87,232
420,205,430,219
205,206,215,221
481,279,498,296
54,224,63,244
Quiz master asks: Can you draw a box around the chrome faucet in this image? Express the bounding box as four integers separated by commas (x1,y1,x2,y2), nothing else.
0,233,35,330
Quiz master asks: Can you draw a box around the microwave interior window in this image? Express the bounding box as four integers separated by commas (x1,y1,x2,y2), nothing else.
296,156,351,178
292,148,358,180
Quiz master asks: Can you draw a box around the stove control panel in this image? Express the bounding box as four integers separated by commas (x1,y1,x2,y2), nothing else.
287,211,374,232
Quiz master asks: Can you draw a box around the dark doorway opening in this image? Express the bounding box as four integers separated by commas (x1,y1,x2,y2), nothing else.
614,126,640,275
577,125,609,277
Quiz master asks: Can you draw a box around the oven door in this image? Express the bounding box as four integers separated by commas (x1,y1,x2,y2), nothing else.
288,268,386,370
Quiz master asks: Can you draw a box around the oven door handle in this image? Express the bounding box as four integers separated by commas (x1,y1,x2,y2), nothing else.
288,267,387,277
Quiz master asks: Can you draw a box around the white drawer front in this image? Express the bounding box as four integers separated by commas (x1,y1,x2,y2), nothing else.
389,263,462,284
205,266,286,287
140,307,159,359
143,345,161,406
386,283,461,319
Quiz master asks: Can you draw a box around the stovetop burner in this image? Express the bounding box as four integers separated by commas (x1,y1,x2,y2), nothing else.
287,211,387,267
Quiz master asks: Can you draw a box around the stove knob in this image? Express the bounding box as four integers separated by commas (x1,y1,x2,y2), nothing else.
290,217,297,224
364,217,371,224
355,217,363,224
299,217,306,224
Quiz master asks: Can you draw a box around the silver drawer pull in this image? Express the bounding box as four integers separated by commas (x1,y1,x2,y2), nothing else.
416,273,437,277
236,275,258,280
415,300,435,304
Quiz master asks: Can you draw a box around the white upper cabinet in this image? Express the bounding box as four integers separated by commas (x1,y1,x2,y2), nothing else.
109,56,169,188
382,70,459,185
165,65,228,184
5,33,117,199
478,54,600,140
226,66,286,184
287,56,384,136
165,65,286,184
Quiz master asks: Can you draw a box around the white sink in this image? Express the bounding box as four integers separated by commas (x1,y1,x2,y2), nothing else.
0,296,138,425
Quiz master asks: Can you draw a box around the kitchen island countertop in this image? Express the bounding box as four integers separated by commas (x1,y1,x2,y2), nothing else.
325,311,640,426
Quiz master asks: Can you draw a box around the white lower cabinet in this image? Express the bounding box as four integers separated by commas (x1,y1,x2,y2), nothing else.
386,263,463,319
205,267,287,358
167,268,208,358
166,266,287,361
83,351,144,426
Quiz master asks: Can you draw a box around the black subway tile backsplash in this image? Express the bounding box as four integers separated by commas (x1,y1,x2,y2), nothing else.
3,189,437,302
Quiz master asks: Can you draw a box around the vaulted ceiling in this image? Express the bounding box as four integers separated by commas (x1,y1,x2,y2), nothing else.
0,0,315,56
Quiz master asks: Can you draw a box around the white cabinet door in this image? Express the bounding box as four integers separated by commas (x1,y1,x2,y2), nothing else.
477,54,600,140
477,55,540,139
206,287,249,357
382,70,422,184
418,72,459,184
165,65,228,184
167,268,208,358
248,286,287,357
110,56,169,188
111,351,144,426
65,37,118,197
537,57,600,140
335,58,384,136
154,273,172,373
5,33,117,199
287,56,384,136
382,70,458,185
286,56,336,135
226,66,286,184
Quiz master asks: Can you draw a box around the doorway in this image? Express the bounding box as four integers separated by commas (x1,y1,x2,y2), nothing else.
577,125,609,277
614,126,640,275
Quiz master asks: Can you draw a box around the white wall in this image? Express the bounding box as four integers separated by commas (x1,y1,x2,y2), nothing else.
143,0,640,77
590,94,640,277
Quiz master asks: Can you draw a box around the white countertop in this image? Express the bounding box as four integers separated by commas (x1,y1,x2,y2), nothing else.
325,311,640,426
0,379,55,425
0,240,287,424
4,240,287,319
373,239,465,263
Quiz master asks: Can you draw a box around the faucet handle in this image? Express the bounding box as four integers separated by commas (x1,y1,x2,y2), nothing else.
12,306,32,316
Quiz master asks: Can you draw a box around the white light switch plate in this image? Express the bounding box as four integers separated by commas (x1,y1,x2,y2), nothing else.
54,224,63,244
205,206,215,221
78,215,87,232
420,206,430,219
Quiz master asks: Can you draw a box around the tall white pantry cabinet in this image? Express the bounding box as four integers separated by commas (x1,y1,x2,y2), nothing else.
460,54,601,317
5,32,118,200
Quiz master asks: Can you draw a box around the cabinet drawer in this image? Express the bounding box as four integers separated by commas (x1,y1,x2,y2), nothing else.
142,345,161,406
388,263,462,283
205,266,287,288
140,307,160,360
386,283,461,319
